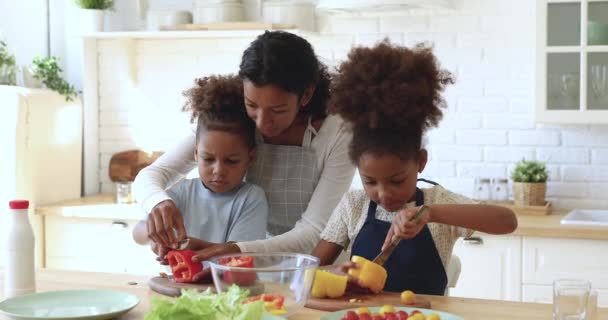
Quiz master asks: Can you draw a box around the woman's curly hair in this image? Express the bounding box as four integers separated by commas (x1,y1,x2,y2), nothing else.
182,75,255,149
239,31,330,120
329,41,454,163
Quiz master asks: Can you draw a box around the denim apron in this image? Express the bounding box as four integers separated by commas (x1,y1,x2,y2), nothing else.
350,179,447,294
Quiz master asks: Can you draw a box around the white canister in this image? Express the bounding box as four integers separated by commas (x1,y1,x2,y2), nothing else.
2,200,36,298
193,0,244,24
262,0,316,31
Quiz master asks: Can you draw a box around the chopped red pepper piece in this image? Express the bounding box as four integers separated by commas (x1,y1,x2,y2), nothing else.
218,255,256,286
243,294,285,309
166,250,203,283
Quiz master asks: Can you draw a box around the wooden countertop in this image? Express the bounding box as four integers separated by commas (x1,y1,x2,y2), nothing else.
35,194,608,240
0,269,605,320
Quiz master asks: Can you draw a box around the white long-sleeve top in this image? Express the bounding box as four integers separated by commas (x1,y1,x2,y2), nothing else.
133,114,356,254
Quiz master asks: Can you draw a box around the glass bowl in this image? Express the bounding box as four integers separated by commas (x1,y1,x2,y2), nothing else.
208,252,319,317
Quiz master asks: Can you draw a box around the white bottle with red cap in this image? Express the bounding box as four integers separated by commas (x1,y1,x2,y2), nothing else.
2,200,36,298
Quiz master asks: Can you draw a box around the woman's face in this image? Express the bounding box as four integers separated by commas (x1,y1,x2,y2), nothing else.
243,81,305,138
358,151,427,212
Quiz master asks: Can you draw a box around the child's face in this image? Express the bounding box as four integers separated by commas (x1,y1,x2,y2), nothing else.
358,151,427,212
195,130,255,193
243,81,314,138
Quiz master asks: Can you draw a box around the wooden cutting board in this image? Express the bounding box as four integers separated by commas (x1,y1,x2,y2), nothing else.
148,276,266,297
305,291,431,312
148,276,215,297
109,150,163,182
160,22,296,31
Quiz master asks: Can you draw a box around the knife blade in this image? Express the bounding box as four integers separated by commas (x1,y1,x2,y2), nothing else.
372,205,431,266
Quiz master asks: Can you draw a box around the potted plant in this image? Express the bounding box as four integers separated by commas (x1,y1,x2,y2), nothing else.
0,40,17,85
31,56,79,102
74,0,114,32
510,160,549,206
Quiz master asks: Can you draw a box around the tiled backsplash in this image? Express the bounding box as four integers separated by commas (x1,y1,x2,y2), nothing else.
95,0,608,209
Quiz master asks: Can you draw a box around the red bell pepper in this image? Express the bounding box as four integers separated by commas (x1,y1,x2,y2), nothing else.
166,250,203,283
218,255,256,286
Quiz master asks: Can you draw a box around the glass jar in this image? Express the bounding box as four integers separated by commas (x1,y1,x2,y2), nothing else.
116,182,134,204
473,177,492,201
492,178,509,202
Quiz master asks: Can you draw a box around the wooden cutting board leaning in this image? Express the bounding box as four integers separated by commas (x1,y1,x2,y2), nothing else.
109,150,163,182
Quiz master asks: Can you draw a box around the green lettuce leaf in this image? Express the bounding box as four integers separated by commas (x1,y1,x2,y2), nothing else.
145,286,264,320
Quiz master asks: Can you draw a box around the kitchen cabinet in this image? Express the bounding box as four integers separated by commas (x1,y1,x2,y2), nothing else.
44,216,161,275
522,236,608,290
536,0,608,123
451,234,522,301
522,284,608,308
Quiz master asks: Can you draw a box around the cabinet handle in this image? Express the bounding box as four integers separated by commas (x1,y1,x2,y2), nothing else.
111,221,128,228
463,236,483,245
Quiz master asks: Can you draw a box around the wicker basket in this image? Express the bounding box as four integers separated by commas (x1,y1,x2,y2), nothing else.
512,182,546,206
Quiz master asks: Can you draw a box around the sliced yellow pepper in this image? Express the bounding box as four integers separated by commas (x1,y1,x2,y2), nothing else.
347,255,387,293
311,269,348,298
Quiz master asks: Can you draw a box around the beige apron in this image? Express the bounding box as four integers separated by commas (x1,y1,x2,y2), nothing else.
246,118,321,235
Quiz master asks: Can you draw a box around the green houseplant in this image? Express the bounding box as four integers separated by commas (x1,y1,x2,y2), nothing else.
511,160,549,206
0,40,17,85
74,0,114,10
32,56,79,102
74,0,114,32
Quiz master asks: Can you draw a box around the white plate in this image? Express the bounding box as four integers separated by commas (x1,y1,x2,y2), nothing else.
0,290,139,320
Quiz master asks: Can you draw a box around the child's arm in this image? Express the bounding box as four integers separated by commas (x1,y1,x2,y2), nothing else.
311,240,344,266
132,220,150,245
428,204,517,234
383,204,517,250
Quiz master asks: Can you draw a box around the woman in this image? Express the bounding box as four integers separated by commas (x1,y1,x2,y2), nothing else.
134,31,355,268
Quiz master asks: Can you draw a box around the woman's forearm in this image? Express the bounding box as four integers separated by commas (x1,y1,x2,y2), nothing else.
429,204,518,234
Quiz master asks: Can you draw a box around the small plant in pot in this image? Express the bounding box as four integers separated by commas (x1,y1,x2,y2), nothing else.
32,56,79,102
0,40,17,85
510,160,549,206
74,0,114,32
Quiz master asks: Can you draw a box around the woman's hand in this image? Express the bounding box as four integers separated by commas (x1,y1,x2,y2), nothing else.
382,206,431,251
189,243,242,282
147,199,187,248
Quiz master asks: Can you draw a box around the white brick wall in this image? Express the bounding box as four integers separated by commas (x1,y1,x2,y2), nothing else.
92,1,608,209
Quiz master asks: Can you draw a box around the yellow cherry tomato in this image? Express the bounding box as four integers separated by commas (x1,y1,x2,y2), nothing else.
415,314,426,320
356,307,371,315
426,313,441,320
379,305,396,316
401,290,416,304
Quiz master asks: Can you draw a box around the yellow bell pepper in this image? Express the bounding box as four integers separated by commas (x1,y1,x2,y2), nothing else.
347,255,387,293
311,269,348,298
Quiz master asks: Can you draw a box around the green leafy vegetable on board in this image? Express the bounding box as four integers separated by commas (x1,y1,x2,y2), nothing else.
145,285,264,320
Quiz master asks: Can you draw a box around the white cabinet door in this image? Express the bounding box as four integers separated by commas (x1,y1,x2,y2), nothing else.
522,237,608,288
45,216,159,275
451,234,522,301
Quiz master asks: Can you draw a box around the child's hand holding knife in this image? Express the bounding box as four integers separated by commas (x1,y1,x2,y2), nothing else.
381,205,431,251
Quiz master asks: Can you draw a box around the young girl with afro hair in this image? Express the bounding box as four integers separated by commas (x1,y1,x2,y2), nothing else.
311,41,517,295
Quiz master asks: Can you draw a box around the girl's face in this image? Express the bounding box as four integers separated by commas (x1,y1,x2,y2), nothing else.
243,81,314,138
195,130,255,193
358,150,427,212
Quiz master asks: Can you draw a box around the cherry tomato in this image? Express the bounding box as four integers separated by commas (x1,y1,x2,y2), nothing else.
357,307,371,315
344,310,359,320
396,310,409,320
411,310,422,315
372,315,384,320
359,314,372,320
384,312,398,320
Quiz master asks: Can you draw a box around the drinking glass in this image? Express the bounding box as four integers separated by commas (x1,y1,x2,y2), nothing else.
116,182,134,204
553,279,591,320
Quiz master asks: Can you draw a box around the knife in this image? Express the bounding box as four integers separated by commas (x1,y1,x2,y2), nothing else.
372,205,431,266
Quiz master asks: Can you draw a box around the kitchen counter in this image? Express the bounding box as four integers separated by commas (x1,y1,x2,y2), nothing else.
0,269,605,320
35,194,608,240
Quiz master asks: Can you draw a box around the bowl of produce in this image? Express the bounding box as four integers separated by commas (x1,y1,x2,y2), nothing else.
208,252,320,317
